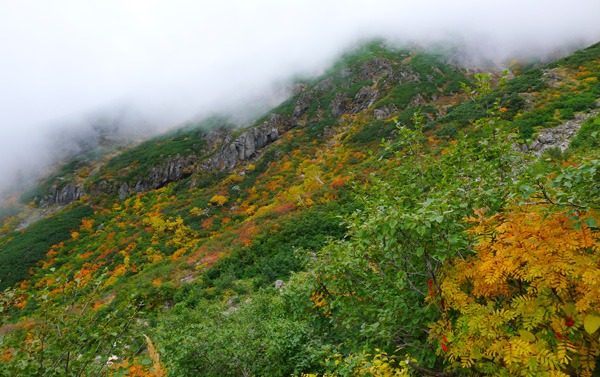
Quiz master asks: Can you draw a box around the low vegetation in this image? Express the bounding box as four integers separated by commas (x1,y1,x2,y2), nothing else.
1,41,599,376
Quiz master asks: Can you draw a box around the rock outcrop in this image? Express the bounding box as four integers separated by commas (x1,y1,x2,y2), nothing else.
515,108,599,156
351,86,379,114
39,183,85,207
135,154,198,192
202,121,280,170
35,53,408,207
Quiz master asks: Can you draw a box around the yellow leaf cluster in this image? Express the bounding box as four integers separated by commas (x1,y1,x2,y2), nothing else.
302,350,411,376
432,207,600,376
209,194,228,206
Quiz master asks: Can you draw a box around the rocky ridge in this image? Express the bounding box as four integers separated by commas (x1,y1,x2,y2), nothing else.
33,51,464,208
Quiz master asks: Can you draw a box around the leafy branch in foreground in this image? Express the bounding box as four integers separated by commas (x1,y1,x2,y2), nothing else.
431,206,600,376
0,274,144,377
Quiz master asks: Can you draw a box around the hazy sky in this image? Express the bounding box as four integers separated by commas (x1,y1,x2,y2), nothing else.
1,0,600,194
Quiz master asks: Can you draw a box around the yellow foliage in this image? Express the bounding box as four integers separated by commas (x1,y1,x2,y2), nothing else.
245,205,256,216
133,196,144,211
103,264,128,288
432,207,600,376
189,207,204,216
223,173,244,184
209,194,228,206
144,213,167,233
303,351,412,376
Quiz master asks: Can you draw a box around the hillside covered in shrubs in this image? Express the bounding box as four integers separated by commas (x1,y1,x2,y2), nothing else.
0,40,599,376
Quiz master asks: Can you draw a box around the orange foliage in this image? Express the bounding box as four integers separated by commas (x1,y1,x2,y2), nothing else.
201,218,214,230
1,349,13,362
46,242,64,259
432,207,600,375
329,176,349,189
272,202,296,215
319,193,337,204
103,264,128,288
169,248,187,261
237,221,259,248
73,262,101,285
281,160,294,171
80,218,95,232
96,246,116,261
245,205,257,216
15,296,27,310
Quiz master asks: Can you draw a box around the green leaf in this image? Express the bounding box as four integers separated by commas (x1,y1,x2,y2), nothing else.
584,217,597,228
584,315,600,334
519,329,536,342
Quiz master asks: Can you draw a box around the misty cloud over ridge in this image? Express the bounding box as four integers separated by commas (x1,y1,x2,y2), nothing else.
1,0,600,195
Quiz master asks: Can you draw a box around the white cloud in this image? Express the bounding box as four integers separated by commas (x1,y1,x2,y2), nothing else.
1,0,600,193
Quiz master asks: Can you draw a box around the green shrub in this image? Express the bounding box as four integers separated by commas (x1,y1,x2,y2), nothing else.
570,116,600,151
0,205,93,289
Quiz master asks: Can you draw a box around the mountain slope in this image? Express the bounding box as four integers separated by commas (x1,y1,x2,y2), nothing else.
0,41,599,376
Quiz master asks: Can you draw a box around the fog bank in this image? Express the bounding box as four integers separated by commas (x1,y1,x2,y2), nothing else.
1,0,600,195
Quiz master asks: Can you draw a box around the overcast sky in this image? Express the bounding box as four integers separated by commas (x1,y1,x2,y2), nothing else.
1,0,600,195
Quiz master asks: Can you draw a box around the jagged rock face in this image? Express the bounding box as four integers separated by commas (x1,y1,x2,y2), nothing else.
150,155,197,187
129,154,198,194
410,93,425,107
203,122,280,170
118,183,129,200
351,86,379,113
396,69,421,84
330,92,349,118
47,119,282,207
314,77,334,91
35,54,405,207
293,92,312,119
373,106,395,119
331,86,380,117
39,183,85,206
358,58,393,81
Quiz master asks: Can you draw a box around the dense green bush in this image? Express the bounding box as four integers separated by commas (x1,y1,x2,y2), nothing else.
203,199,352,293
571,116,600,151
0,205,92,289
